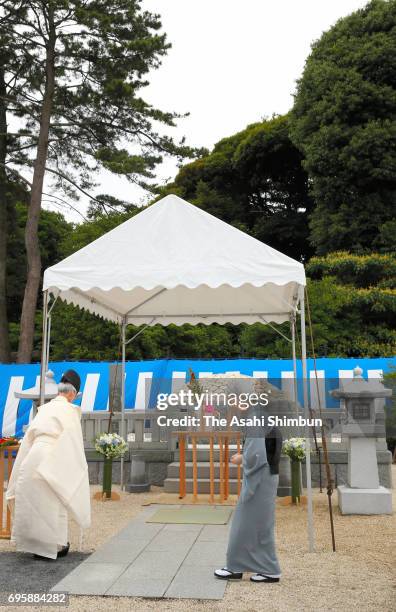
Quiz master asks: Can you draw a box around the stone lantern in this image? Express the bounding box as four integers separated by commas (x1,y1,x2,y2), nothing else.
14,370,81,429
14,370,59,423
331,366,392,514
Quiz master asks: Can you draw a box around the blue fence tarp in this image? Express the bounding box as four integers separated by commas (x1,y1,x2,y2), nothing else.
0,357,394,437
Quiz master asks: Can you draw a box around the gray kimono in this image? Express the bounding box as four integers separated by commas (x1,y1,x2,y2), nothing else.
226,432,281,575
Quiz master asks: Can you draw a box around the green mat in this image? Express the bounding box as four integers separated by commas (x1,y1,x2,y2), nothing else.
146,506,233,525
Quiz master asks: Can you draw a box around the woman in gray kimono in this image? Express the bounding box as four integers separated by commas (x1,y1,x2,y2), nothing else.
214,410,282,584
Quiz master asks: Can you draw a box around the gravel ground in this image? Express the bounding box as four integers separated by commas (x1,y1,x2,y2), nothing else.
1,467,395,612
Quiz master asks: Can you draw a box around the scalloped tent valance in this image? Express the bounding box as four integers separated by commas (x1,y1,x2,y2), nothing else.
43,194,306,325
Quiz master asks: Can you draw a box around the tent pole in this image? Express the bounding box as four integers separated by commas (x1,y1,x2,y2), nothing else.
44,294,58,373
120,318,126,490
290,315,298,413
300,287,315,552
39,290,49,407
46,313,51,373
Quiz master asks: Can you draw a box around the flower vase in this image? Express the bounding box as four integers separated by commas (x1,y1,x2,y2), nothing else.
102,456,113,499
291,459,301,504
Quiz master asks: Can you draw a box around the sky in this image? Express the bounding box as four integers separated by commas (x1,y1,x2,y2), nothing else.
47,0,368,220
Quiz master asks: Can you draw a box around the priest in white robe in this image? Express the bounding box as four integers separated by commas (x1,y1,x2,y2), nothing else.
6,369,91,560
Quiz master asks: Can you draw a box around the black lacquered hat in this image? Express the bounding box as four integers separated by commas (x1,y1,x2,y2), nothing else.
60,369,81,393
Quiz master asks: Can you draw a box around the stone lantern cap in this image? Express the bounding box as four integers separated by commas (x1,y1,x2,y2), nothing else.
14,370,59,401
330,366,392,400
14,370,82,401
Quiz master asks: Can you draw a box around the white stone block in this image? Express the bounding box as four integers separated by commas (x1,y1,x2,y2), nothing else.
348,437,379,488
337,485,393,515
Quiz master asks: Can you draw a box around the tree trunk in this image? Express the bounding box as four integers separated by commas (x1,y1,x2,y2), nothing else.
0,65,11,362
17,13,56,363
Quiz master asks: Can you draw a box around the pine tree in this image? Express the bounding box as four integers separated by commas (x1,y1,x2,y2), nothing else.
0,0,200,362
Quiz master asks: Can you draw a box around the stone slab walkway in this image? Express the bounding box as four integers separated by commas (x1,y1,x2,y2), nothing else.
52,505,231,600
0,551,89,595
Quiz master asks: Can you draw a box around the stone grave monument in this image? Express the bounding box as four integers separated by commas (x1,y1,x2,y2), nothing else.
331,366,393,515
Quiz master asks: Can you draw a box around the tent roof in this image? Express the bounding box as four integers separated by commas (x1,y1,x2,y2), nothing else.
43,194,306,326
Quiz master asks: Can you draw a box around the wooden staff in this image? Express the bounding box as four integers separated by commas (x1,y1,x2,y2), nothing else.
218,435,224,503
305,287,336,552
192,435,198,502
178,433,186,499
209,434,215,503
224,435,229,500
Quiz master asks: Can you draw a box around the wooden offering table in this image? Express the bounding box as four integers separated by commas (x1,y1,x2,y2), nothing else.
0,445,19,539
173,431,242,503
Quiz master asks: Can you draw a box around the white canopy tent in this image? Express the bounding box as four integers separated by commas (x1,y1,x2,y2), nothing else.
41,193,314,550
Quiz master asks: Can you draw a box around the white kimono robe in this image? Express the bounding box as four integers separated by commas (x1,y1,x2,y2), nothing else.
6,395,91,559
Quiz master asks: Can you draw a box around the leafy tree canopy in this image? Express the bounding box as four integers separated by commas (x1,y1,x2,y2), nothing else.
158,114,314,261
306,251,396,288
290,0,396,254
303,251,396,357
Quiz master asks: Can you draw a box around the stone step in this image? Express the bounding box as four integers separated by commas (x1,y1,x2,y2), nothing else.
174,448,240,462
163,477,291,497
163,477,240,494
167,461,242,479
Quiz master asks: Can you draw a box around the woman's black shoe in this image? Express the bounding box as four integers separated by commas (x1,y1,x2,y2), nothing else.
57,542,70,558
250,573,280,583
214,567,243,580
